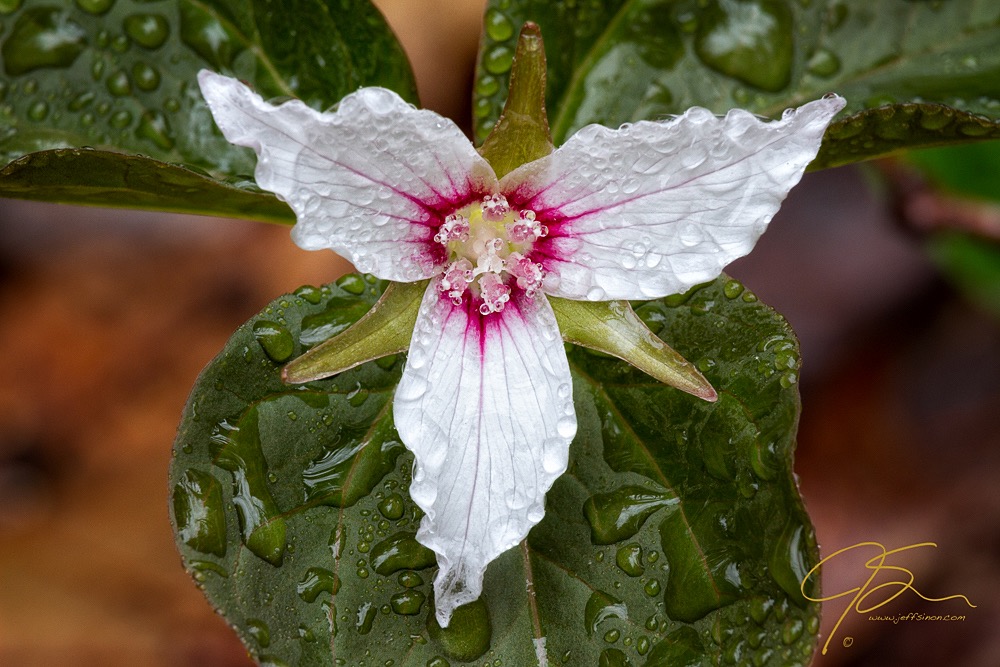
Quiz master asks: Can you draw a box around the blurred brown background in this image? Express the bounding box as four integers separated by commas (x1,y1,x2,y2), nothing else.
1,0,998,665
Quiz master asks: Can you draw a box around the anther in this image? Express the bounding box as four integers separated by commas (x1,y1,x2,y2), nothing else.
434,213,470,244
506,210,547,243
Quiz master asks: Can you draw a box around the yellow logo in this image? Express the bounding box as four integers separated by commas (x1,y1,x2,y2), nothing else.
800,541,976,655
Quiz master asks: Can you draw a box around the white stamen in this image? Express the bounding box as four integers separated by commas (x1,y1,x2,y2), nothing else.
473,237,507,277
439,258,473,305
434,213,470,244
481,193,510,221
506,210,547,243
478,272,510,315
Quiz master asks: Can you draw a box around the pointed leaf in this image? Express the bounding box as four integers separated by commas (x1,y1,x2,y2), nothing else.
171,274,819,666
549,296,716,400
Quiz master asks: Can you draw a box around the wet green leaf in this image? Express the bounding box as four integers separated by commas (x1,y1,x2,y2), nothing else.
473,0,1000,166
171,275,819,665
0,0,415,217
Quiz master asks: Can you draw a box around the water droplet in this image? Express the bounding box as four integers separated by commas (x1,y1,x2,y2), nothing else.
428,598,491,662
137,109,175,150
390,590,426,615
336,273,367,295
584,590,627,636
297,567,339,602
295,284,323,304
179,3,245,69
2,7,87,76
369,532,436,575
356,601,377,634
252,320,295,362
782,618,803,645
106,69,131,96
132,61,161,91
602,629,621,644
109,109,132,128
210,414,287,566
806,48,841,78
483,44,513,75
722,279,744,299
378,492,405,520
68,91,95,111
779,370,798,388
694,0,793,92
427,657,450,667
347,385,369,407
75,0,113,15
644,578,661,596
636,636,650,655
173,469,227,557
27,100,49,121
584,486,677,544
398,570,423,588
247,619,270,647
615,543,645,577
484,8,514,42
110,33,129,53
475,75,499,98
124,13,169,49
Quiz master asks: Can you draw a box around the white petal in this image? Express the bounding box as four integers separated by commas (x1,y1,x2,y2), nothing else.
197,70,498,282
502,96,846,300
394,285,575,627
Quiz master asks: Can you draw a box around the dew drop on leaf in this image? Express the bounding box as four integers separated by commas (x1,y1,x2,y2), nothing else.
132,61,161,91
2,7,87,76
390,590,426,615
74,0,113,15
173,468,227,557
106,69,131,96
252,320,295,362
137,109,175,150
123,13,170,49
247,619,271,648
297,567,339,602
428,598,491,662
694,0,793,92
369,532,436,575
484,8,514,42
615,543,645,577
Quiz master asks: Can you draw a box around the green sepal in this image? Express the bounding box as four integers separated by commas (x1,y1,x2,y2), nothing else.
282,280,426,384
548,296,717,402
477,22,554,178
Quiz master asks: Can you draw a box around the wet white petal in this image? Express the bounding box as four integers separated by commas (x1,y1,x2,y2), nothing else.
197,70,498,282
502,96,845,299
394,285,575,626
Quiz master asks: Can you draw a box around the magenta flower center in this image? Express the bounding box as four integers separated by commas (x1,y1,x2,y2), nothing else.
435,194,547,315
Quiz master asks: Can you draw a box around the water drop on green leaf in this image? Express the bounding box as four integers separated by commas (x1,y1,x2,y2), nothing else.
179,3,244,69
106,69,131,96
584,486,677,544
356,601,377,635
252,320,295,362
483,44,514,75
123,13,169,49
390,590,426,615
584,590,627,636
2,8,87,76
599,647,630,667
615,543,645,576
428,598,491,662
132,61,161,91
27,100,49,121
109,109,132,128
74,0,113,15
137,109,174,150
370,532,436,575
297,567,339,602
484,8,514,42
398,571,423,588
806,48,841,78
377,492,405,520
694,0,793,92
247,619,271,648
173,468,227,557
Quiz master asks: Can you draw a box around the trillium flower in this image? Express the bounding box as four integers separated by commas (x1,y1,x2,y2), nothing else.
198,34,843,627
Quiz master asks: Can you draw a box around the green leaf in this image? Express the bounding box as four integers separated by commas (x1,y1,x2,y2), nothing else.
473,0,1000,166
171,274,819,666
0,0,416,216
